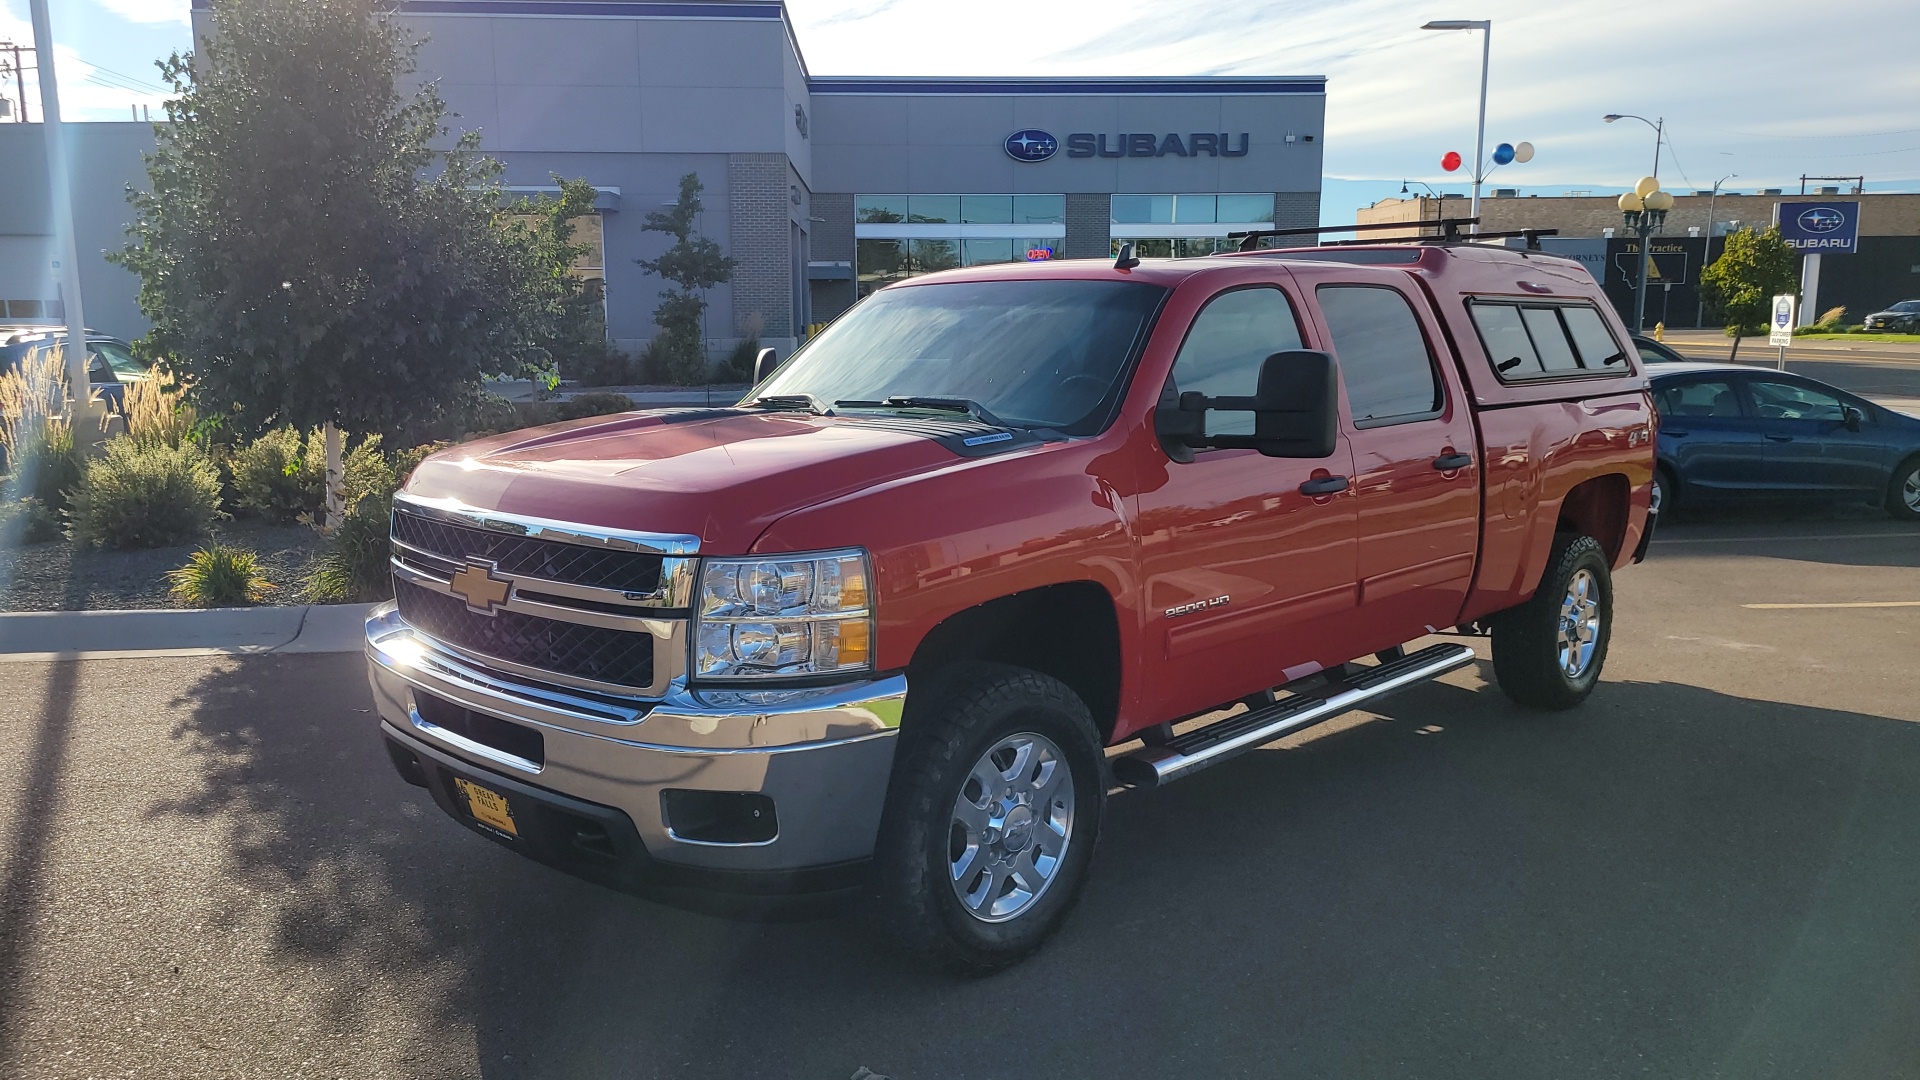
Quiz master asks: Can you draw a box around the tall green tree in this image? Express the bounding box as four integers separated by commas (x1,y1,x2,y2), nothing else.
1699,226,1799,360
113,0,574,526
636,173,733,385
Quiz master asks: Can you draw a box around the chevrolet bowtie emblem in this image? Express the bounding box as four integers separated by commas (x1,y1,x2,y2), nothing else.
448,560,513,616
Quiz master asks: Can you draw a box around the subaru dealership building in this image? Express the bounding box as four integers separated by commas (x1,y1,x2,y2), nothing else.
7,0,1326,356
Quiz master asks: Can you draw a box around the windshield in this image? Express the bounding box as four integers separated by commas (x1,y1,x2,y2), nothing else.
1891,301,1920,312
756,278,1167,434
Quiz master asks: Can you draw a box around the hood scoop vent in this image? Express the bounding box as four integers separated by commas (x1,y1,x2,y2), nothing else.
839,415,1050,458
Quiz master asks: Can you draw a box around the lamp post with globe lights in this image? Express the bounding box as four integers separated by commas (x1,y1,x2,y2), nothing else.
1619,176,1674,333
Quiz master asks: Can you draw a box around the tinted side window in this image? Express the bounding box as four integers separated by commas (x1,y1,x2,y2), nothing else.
1170,286,1305,437
1470,303,1541,377
1563,306,1628,368
1316,285,1441,424
1523,308,1581,372
1654,380,1742,418
1749,380,1846,422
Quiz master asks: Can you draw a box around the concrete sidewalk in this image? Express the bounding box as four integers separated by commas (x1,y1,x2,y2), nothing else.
0,602,376,661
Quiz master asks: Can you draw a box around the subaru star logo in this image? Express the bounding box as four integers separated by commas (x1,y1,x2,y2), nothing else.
1004,129,1058,162
1798,207,1845,234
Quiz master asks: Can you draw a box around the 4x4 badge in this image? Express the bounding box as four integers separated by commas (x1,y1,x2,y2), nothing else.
448,560,513,616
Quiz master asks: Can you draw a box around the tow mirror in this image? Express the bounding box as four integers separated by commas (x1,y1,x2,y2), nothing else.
753,347,779,384
1154,349,1339,459
1843,405,1864,432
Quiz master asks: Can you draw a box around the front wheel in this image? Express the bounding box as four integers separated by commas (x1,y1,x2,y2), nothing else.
872,664,1105,974
1886,457,1920,520
1491,534,1614,710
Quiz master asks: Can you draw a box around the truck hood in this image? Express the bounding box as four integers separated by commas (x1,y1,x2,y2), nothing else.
404,409,986,553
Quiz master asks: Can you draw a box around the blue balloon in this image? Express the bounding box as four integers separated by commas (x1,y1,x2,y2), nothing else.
1492,142,1516,165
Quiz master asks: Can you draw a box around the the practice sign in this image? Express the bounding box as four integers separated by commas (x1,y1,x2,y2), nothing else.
1776,201,1859,254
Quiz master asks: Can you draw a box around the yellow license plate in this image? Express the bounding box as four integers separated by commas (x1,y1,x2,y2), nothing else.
455,777,519,837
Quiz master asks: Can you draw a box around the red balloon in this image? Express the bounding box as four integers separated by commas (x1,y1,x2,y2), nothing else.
1441,151,1463,172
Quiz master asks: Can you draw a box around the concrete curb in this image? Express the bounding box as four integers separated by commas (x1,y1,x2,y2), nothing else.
0,602,377,662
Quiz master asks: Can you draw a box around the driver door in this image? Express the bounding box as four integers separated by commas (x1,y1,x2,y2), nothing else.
1130,279,1360,721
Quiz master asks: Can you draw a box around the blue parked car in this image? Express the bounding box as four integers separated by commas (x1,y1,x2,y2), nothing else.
1650,363,1920,519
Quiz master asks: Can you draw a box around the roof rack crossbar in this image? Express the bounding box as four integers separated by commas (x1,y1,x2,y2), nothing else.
1231,218,1482,251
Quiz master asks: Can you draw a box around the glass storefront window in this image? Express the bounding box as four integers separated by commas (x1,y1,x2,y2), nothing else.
1172,195,1217,224
907,195,961,223
962,238,1015,266
1013,195,1066,224
857,195,908,223
908,238,960,273
1217,194,1276,223
960,195,1012,224
857,238,910,296
1111,195,1174,224
1111,237,1237,259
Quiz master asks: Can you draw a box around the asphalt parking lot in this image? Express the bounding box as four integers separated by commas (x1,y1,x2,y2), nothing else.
1,510,1917,1080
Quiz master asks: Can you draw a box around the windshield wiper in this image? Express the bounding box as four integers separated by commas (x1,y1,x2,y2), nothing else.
749,393,832,415
834,395,1011,427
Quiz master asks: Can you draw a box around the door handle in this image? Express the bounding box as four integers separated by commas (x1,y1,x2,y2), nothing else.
1431,453,1473,471
1765,434,1793,442
1299,476,1350,496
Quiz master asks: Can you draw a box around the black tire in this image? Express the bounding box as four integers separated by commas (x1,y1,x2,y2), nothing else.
1888,456,1920,521
1491,534,1613,711
872,663,1105,974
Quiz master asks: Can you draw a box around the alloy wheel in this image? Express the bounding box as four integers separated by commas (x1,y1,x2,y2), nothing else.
1556,568,1602,678
948,732,1076,923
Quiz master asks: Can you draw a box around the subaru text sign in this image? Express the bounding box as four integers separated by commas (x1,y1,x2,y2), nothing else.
1777,201,1859,254
1004,130,1058,162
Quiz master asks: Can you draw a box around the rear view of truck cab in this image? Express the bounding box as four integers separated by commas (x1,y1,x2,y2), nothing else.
367,234,1653,972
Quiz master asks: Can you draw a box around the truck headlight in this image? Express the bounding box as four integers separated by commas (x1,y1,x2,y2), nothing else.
693,550,873,679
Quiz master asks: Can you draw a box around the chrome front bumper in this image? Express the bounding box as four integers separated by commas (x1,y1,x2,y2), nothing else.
364,604,906,874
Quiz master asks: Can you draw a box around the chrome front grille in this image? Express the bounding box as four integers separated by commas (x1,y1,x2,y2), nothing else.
386,494,699,695
392,508,665,596
394,579,656,689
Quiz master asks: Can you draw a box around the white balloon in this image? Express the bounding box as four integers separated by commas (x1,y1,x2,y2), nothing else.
1513,141,1535,164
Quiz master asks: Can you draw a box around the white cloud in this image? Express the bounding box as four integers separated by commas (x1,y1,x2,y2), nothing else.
91,0,191,28
788,0,1920,191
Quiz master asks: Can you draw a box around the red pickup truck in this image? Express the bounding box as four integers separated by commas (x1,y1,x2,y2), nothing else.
367,239,1656,972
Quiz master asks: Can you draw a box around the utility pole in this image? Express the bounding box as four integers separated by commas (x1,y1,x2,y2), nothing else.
0,42,32,123
27,0,93,422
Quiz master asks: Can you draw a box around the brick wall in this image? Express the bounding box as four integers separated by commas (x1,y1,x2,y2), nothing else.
1273,191,1320,231
1064,193,1111,259
728,153,793,337
812,192,854,263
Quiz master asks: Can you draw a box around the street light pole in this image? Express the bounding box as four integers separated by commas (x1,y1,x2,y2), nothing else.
1604,113,1664,181
27,0,90,416
1696,172,1735,328
1422,20,1492,233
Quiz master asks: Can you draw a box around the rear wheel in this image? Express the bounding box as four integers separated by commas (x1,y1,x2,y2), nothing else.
1652,466,1676,517
1888,457,1920,520
1491,535,1613,710
872,664,1105,973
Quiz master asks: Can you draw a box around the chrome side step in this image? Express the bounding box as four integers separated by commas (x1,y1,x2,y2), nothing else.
1112,642,1478,789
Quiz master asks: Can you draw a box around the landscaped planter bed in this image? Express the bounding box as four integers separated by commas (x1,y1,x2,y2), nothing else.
0,519,329,612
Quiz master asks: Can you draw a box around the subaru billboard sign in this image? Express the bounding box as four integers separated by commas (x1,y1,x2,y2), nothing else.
1004,130,1059,162
1776,201,1860,254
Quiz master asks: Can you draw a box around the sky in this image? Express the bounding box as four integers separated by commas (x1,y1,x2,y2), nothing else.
5,0,1918,222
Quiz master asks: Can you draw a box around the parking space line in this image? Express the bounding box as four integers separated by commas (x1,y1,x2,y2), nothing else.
1743,601,1920,609
1655,533,1913,545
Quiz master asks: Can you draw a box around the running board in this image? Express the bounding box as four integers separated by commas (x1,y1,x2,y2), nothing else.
1112,643,1478,789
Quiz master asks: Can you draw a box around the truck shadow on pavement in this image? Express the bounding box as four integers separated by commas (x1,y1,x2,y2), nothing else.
149,654,1920,1080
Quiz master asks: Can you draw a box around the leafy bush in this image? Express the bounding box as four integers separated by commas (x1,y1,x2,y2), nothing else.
0,497,62,545
69,439,222,549
167,544,274,607
555,392,634,421
303,497,394,603
228,426,385,523
13,421,85,514
721,337,760,383
561,341,634,388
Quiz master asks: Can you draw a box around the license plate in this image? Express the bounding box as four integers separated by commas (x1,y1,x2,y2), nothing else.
455,777,519,837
